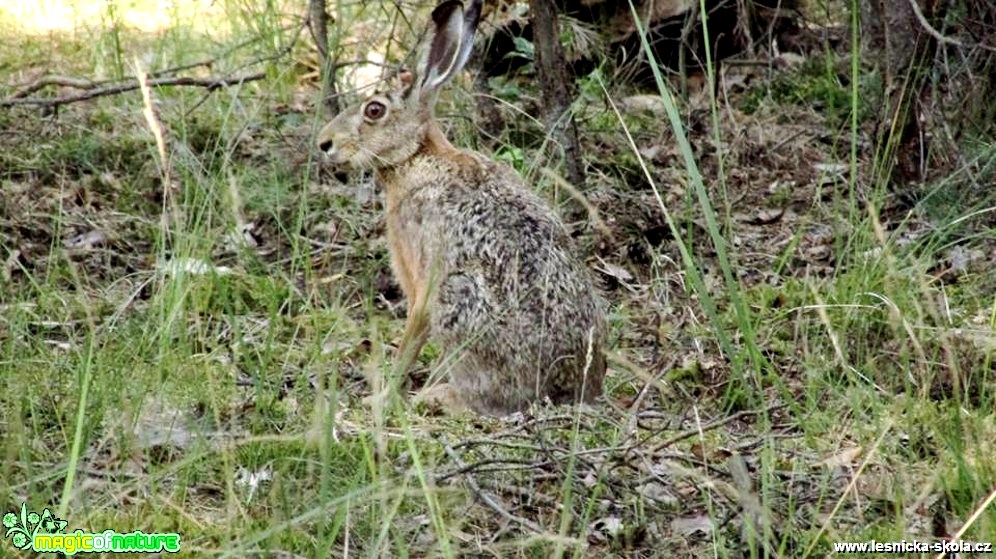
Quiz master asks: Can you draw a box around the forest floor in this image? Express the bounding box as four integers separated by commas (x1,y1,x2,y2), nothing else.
1,1,995,558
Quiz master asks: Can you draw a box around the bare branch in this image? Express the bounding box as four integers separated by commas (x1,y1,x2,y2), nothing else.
904,0,996,53
10,60,218,99
0,73,265,109
11,76,96,98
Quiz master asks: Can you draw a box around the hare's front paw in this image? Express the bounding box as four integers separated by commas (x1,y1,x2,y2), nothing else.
413,383,467,415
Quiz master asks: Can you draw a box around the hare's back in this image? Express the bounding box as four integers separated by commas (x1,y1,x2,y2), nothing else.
431,164,600,336
438,168,579,280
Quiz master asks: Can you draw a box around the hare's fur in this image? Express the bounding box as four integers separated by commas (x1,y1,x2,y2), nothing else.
317,0,605,415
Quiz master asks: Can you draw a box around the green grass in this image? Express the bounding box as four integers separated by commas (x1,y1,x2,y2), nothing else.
2,0,996,557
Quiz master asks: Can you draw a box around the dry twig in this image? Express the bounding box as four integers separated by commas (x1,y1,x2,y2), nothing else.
441,442,545,534
9,60,218,99
645,403,784,453
1,73,265,108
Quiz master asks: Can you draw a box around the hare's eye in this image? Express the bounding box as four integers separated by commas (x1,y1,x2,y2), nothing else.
363,101,387,121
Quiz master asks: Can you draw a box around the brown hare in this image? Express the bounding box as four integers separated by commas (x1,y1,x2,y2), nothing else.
316,0,606,415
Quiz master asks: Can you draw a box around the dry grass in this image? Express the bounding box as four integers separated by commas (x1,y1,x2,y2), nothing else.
1,1,995,557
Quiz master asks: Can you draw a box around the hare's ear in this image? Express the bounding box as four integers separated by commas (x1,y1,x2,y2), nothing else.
415,0,481,100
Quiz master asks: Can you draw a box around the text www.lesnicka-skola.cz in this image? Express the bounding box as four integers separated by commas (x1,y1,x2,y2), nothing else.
833,539,993,554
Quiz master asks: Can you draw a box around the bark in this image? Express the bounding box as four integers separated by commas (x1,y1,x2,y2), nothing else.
528,0,586,188
309,0,339,114
863,0,945,192
480,0,804,87
473,68,504,144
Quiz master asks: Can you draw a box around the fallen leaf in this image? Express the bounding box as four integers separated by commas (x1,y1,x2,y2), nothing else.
815,445,863,469
160,258,232,276
594,257,634,282
753,208,784,225
671,514,713,537
236,466,273,502
619,95,666,114
63,230,107,250
813,162,847,176
588,516,625,544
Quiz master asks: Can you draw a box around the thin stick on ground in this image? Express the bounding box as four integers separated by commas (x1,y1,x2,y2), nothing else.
645,404,784,453
442,442,545,535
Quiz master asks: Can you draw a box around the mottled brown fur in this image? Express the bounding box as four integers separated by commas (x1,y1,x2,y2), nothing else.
316,0,605,415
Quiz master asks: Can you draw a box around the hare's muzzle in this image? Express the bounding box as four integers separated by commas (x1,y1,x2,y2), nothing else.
318,139,337,159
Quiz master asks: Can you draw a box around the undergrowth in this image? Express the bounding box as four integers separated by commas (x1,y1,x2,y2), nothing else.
1,0,995,557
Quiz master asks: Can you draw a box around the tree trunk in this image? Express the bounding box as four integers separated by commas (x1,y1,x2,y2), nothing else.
473,68,504,144
309,0,339,114
863,0,945,194
528,0,585,188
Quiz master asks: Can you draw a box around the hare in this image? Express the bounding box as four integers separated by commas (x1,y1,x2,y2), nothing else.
316,0,606,415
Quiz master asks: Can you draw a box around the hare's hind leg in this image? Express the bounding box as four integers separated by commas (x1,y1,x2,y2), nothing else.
429,271,517,415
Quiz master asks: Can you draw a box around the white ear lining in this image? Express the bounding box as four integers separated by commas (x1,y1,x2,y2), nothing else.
452,0,481,80
413,0,482,103
420,4,465,94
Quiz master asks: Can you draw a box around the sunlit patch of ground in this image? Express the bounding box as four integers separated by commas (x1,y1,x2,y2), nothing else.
1,0,223,35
